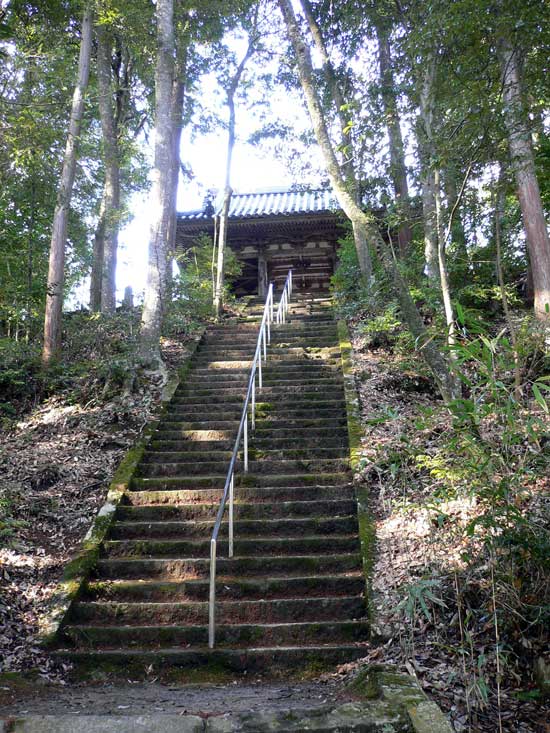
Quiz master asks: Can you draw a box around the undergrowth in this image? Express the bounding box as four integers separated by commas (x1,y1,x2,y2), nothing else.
332,235,550,729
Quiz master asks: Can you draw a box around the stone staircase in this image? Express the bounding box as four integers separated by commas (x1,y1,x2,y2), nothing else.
55,292,369,676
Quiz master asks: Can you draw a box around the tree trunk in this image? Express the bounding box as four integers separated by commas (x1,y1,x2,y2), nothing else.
494,177,521,398
166,79,185,292
278,0,454,402
213,42,255,319
434,168,457,357
300,0,373,275
444,167,469,273
90,191,105,311
96,24,121,314
299,0,353,183
498,34,550,320
43,6,92,363
376,24,412,256
418,60,439,280
139,0,175,364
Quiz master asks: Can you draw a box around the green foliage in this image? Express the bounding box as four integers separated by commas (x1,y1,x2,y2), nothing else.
397,577,447,623
165,233,242,336
0,339,69,419
358,303,401,349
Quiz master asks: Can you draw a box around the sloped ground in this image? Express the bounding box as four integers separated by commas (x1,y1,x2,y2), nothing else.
346,326,550,733
0,321,196,681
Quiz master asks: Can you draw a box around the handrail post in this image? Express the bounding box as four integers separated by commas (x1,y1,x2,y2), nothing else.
258,351,262,388
208,539,216,648
228,472,234,558
251,378,255,431
262,327,267,362
244,412,248,472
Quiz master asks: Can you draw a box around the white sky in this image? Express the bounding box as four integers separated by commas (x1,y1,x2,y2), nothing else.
113,73,325,305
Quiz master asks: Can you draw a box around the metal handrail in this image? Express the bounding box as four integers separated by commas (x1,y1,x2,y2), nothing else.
208,270,292,648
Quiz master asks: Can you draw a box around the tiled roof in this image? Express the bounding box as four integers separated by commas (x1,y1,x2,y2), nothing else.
178,188,339,222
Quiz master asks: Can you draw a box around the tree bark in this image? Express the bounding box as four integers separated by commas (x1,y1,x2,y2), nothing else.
444,167,469,274
376,24,412,256
494,177,521,399
418,59,439,280
166,39,189,296
434,168,457,356
90,191,105,311
299,0,353,184
278,0,454,402
139,0,175,364
279,0,373,282
213,42,255,319
299,0,373,278
43,6,92,363
96,24,121,314
498,35,550,320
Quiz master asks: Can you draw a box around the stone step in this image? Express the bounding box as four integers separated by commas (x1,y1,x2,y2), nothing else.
86,573,364,602
152,426,349,442
116,498,357,521
169,394,345,408
93,553,362,580
126,484,355,506
103,535,360,559
61,619,368,649
70,595,366,626
171,386,345,401
130,472,352,490
196,339,339,355
179,378,344,392
137,458,350,477
200,328,338,344
52,644,368,675
149,435,349,451
192,346,340,360
142,447,349,462
191,351,341,366
108,515,358,540
161,407,347,422
157,417,347,431
190,362,342,376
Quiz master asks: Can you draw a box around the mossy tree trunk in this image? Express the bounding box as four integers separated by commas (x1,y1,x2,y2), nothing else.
498,34,550,321
43,6,93,364
278,0,455,402
139,0,175,366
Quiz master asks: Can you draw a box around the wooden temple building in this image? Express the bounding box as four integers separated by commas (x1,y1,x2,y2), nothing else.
176,188,346,295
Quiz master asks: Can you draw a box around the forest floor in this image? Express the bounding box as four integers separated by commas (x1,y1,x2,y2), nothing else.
345,323,550,733
0,312,198,681
0,310,548,732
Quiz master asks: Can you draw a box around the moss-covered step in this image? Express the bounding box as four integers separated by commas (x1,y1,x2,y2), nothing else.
51,644,369,678
102,534,360,559
126,483,355,506
93,552,362,580
152,428,349,444
138,457,350,477
116,497,356,521
60,618,368,649
130,471,352,490
85,573,365,602
70,595,366,626
108,515,357,539
143,447,349,463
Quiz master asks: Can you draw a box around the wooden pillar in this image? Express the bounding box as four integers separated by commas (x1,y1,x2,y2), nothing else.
258,249,268,297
